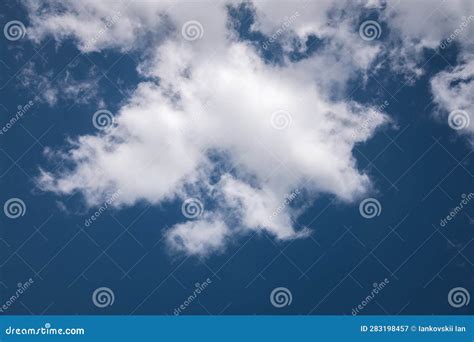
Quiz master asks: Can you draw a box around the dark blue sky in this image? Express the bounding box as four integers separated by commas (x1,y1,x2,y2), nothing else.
0,0,472,316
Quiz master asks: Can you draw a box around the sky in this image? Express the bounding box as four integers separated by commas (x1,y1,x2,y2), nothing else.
0,0,473,315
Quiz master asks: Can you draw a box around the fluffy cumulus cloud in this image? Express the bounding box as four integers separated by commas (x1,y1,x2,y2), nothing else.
27,0,453,256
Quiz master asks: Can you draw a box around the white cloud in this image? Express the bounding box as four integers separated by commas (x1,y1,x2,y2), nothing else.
384,0,474,52
29,0,391,256
219,175,310,240
381,0,474,138
166,215,230,257
249,0,383,87
18,61,102,106
25,0,229,53
431,58,474,142
25,0,163,52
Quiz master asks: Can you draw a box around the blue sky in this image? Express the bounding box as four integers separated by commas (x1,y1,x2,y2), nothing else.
0,0,473,315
